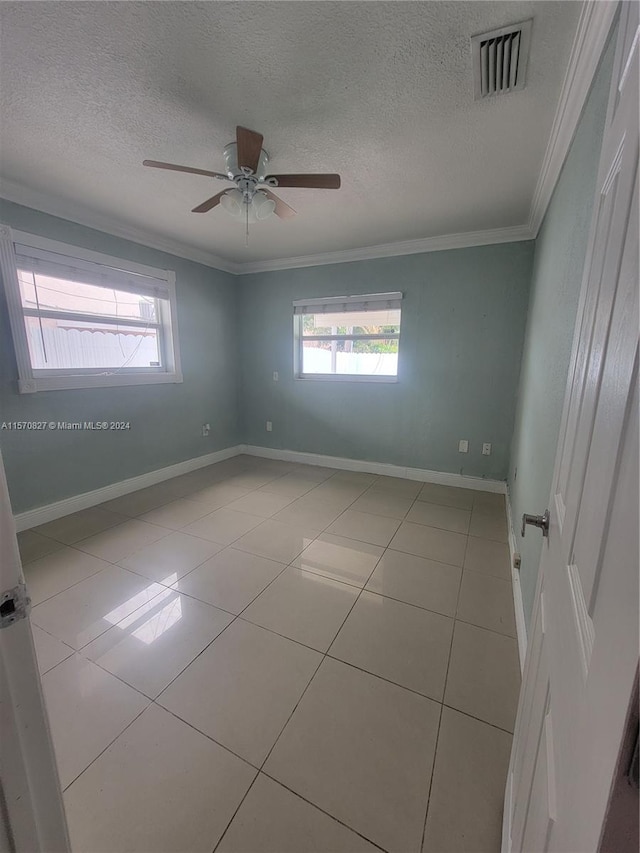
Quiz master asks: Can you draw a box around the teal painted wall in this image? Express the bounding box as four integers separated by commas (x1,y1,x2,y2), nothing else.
508,30,616,629
238,242,534,479
0,200,239,513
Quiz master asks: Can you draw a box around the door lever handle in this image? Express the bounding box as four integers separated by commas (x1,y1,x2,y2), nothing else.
521,509,550,538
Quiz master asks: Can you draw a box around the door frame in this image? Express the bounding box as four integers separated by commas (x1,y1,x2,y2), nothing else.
0,448,70,852
502,3,638,849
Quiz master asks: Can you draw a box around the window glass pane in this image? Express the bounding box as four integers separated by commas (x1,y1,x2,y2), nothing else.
18,271,158,323
302,338,398,376
302,308,400,337
24,315,161,371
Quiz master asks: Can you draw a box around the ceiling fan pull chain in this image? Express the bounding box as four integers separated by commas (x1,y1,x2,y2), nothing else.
245,201,249,247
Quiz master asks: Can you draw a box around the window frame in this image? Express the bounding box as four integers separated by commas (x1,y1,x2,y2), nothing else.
293,292,402,383
0,226,183,393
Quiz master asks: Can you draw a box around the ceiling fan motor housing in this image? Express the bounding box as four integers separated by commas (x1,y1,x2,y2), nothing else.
222,142,277,214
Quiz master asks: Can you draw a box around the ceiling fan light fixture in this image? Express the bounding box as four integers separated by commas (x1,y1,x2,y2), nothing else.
223,142,238,177
252,191,276,220
220,188,244,218
144,126,338,228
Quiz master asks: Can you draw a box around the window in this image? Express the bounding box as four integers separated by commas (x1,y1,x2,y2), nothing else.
294,292,402,381
0,227,182,393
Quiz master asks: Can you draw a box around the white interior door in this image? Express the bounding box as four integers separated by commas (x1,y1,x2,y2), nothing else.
0,449,70,853
504,4,639,851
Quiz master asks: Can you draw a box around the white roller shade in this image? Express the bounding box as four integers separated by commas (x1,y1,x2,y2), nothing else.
14,244,170,300
293,292,402,315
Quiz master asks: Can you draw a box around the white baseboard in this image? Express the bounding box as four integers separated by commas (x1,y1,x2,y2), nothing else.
245,444,506,493
505,490,528,671
15,441,508,536
14,444,246,532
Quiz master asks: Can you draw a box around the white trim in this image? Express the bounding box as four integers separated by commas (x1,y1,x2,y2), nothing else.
17,372,184,394
0,5,615,276
245,444,506,492
506,489,528,670
0,226,183,393
13,445,245,531
0,449,71,852
13,442,507,531
0,180,239,274
295,374,398,383
234,226,534,274
501,769,514,853
11,229,175,281
292,292,402,311
528,0,617,236
1,184,532,274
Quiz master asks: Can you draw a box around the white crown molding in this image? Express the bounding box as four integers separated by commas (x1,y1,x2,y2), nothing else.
528,0,617,236
0,178,533,275
0,2,614,278
233,226,534,275
0,179,240,275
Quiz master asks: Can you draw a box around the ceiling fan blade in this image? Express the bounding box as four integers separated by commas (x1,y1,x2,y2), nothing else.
143,160,227,180
262,189,296,220
191,191,227,213
236,126,263,173
266,174,341,189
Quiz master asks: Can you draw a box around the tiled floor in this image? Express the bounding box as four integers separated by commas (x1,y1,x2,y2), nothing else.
20,454,521,853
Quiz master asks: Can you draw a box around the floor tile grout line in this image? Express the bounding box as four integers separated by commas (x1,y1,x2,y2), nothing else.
30,465,512,849
252,523,443,852
25,476,504,594
35,468,373,695
419,702,445,852
453,614,518,640
156,702,263,771
59,570,296,795
27,458,291,547
321,653,447,705
148,560,293,701
240,771,391,853
441,703,516,736
31,474,510,671
35,472,508,693
255,544,386,777
46,561,515,776
361,586,458,619
43,548,294,701
209,769,261,853
420,527,470,849
61,700,152,794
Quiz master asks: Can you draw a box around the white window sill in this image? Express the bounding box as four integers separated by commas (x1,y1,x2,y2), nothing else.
18,372,183,394
295,374,399,384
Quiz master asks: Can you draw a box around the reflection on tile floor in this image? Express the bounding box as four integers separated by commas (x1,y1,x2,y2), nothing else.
22,455,520,853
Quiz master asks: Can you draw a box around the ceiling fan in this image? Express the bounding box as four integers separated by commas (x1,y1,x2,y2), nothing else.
143,126,341,228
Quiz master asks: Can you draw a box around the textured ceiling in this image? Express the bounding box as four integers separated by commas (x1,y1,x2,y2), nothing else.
0,1,581,265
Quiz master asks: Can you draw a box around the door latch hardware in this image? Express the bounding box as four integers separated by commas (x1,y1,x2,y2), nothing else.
521,509,550,538
0,582,31,629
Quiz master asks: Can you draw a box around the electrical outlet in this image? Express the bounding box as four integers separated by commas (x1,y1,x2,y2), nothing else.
266,421,272,432
273,371,279,381
458,439,469,453
201,423,210,437
482,443,492,456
